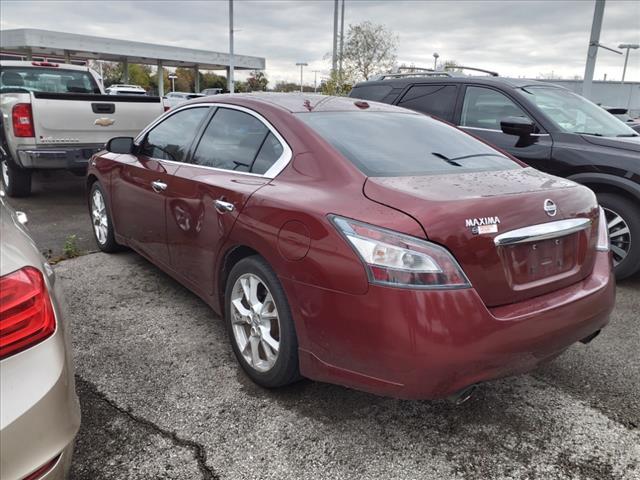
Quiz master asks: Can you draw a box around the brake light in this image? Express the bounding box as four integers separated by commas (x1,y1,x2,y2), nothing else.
12,103,35,138
22,455,61,480
596,206,610,252
331,215,471,288
31,61,59,67
0,267,56,360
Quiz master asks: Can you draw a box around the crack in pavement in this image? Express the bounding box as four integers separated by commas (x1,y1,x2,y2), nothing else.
75,376,220,480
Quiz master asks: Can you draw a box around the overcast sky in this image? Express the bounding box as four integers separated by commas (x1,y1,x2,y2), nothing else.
1,0,639,84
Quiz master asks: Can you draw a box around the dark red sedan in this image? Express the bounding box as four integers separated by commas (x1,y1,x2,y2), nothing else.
87,94,615,401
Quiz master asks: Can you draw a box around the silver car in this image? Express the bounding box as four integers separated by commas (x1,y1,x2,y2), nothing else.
0,194,80,479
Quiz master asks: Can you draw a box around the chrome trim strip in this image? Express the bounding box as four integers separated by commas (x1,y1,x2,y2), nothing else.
459,125,550,137
494,218,592,246
134,102,293,179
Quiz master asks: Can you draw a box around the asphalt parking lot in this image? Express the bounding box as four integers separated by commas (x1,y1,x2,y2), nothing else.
6,175,640,479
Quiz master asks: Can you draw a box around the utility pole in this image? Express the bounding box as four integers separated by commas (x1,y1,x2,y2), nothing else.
332,0,338,75
338,0,345,78
228,0,235,94
582,0,606,99
313,70,320,93
296,62,308,92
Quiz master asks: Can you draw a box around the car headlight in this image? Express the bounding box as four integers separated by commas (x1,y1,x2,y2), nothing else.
330,215,470,289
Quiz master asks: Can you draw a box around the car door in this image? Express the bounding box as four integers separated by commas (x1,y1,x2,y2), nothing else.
395,83,459,122
165,105,290,297
111,106,210,267
456,85,553,167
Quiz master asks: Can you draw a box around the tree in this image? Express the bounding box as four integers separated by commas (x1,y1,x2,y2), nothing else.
340,21,398,81
201,72,227,92
273,81,300,92
246,70,268,91
321,70,352,96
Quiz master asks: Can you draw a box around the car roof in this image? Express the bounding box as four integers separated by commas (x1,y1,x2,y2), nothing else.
189,92,411,114
352,75,563,91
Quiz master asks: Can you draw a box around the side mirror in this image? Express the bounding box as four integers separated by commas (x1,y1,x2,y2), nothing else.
106,137,135,154
500,117,536,137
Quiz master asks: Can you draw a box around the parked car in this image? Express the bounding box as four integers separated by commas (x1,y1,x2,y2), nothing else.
349,71,640,279
104,84,147,95
0,192,81,479
0,61,165,197
604,106,640,133
201,88,223,96
164,91,205,110
86,94,614,401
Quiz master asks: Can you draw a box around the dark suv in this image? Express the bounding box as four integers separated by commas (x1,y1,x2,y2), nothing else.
350,71,640,279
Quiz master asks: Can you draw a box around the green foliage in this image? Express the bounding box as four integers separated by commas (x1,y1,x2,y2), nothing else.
201,72,227,91
63,234,80,259
321,70,353,96
246,70,268,91
273,81,300,92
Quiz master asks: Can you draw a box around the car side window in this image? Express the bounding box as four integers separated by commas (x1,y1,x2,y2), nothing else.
142,107,209,162
192,108,283,174
461,86,531,130
397,84,457,122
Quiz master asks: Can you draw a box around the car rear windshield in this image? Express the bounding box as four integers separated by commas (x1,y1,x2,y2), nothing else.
0,67,100,94
297,111,518,176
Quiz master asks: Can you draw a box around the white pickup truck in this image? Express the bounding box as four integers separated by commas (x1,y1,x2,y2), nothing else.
0,61,165,196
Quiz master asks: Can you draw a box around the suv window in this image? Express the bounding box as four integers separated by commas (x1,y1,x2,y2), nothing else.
142,107,209,162
298,111,518,177
192,108,283,174
461,86,531,130
350,84,393,102
397,85,457,122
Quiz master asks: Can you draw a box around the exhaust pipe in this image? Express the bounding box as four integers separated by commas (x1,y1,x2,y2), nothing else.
447,384,478,405
580,329,601,344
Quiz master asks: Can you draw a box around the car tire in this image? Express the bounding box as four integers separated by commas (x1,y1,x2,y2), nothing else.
597,192,640,280
225,255,301,388
1,158,32,197
89,182,121,253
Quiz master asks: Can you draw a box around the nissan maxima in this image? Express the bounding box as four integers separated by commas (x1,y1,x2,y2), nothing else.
86,94,615,401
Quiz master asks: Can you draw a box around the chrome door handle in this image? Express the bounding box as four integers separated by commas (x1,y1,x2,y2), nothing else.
214,199,235,214
151,180,167,193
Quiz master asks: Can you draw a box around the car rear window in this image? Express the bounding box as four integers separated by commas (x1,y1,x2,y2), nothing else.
350,84,394,101
297,111,518,176
0,67,100,94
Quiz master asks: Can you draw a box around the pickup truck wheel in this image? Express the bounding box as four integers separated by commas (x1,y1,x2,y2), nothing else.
1,159,32,197
225,256,301,388
89,182,121,253
597,193,640,280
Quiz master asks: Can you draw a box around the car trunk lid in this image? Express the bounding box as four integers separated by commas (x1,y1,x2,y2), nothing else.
364,168,600,307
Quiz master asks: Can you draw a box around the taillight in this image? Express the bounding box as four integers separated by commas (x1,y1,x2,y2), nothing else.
596,206,610,252
12,103,35,138
0,266,56,360
330,215,471,289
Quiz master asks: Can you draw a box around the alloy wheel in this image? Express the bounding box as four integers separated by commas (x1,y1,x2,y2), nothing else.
91,189,109,245
603,207,631,267
230,273,280,372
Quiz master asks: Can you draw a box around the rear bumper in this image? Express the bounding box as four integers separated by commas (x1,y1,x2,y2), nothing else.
16,146,103,170
0,277,81,480
285,251,615,399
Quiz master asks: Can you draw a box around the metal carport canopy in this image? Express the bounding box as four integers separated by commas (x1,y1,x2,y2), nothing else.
0,28,265,70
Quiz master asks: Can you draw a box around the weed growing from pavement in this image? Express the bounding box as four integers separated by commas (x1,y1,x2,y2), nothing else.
63,234,80,259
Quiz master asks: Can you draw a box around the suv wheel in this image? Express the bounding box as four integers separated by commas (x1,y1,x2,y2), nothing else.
1,159,32,197
225,256,300,388
597,193,640,280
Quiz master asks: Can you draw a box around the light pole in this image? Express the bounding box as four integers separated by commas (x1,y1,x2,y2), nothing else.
312,70,321,93
433,52,439,70
296,62,308,93
619,43,639,83
168,73,177,92
228,0,235,93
